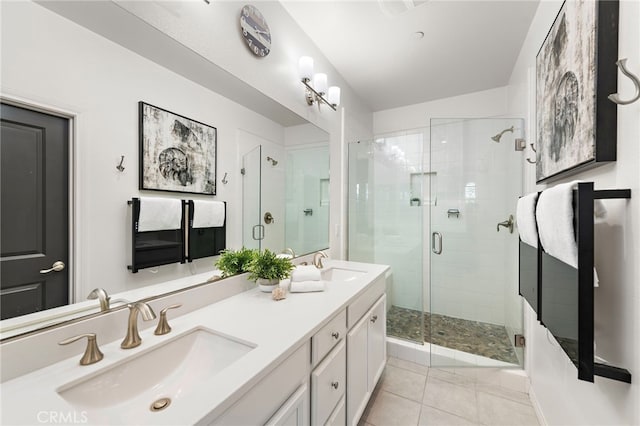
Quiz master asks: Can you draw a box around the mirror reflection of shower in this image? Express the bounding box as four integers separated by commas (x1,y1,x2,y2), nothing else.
266,156,278,166
491,125,514,142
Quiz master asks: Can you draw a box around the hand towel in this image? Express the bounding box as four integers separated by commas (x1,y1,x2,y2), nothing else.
279,278,291,291
277,253,293,259
291,265,322,282
516,192,539,247
138,197,182,232
192,200,225,228
290,280,326,293
536,180,604,286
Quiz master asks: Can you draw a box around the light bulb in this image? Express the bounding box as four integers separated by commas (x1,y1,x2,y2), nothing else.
299,56,314,82
313,73,328,95
328,86,341,106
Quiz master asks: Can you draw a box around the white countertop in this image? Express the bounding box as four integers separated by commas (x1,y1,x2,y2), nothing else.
0,260,389,425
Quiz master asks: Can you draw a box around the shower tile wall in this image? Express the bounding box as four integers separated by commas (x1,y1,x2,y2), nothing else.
285,146,329,254
429,119,523,328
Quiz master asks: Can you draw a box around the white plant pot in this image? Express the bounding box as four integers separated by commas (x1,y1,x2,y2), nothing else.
257,278,279,292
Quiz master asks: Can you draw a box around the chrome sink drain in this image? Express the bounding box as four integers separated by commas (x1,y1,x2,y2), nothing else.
150,397,171,412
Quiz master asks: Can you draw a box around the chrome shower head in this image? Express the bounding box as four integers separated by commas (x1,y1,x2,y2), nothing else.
266,156,278,166
491,126,515,142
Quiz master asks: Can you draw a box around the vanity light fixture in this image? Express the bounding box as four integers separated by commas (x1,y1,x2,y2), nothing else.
299,56,340,111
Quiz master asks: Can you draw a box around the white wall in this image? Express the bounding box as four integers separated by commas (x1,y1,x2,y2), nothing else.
0,2,284,300
373,86,509,135
507,1,640,424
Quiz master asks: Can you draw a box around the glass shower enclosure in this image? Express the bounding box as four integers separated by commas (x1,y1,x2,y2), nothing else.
347,118,524,368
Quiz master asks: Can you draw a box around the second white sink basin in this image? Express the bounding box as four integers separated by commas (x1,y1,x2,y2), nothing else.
321,267,366,282
57,327,255,411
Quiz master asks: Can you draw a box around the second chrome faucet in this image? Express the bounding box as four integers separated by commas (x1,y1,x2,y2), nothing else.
121,301,156,349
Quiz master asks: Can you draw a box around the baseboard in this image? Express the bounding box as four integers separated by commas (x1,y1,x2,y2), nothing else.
528,384,547,426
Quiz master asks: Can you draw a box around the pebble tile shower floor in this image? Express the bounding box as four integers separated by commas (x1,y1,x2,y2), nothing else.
386,306,519,364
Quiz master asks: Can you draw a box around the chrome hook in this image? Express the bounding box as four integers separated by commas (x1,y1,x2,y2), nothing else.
608,59,640,105
526,144,537,164
221,172,228,184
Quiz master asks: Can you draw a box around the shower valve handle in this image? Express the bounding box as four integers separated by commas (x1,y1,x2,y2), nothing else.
497,215,514,233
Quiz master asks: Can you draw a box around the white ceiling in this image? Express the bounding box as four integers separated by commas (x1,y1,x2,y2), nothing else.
281,0,540,111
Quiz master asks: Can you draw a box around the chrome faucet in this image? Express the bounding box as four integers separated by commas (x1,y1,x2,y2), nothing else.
121,301,156,349
313,251,328,269
87,288,111,312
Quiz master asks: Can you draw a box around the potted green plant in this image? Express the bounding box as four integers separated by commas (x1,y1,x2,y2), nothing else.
215,247,258,277
247,249,295,292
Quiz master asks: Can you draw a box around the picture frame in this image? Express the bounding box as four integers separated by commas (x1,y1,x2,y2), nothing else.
139,101,217,195
535,0,618,184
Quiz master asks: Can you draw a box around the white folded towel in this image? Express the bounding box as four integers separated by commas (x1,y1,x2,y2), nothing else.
138,197,182,232
192,200,225,228
279,278,291,291
536,180,605,286
516,192,539,247
277,253,293,259
290,280,326,293
291,265,322,282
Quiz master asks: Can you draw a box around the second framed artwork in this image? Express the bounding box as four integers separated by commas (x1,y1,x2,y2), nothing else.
535,0,619,183
139,101,217,195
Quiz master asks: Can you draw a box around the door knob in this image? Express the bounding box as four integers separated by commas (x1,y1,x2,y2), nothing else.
40,261,65,274
264,212,274,224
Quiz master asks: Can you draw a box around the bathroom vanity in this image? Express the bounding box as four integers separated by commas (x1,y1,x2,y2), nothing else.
0,259,389,426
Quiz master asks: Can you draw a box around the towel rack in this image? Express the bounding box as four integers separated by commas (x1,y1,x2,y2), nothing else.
186,200,227,262
127,198,186,273
539,183,631,383
127,198,228,272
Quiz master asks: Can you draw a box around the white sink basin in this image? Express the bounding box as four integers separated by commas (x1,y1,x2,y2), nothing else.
57,328,255,411
321,267,366,282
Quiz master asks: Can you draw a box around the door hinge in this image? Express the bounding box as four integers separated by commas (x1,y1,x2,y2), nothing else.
515,334,526,347
240,167,245,175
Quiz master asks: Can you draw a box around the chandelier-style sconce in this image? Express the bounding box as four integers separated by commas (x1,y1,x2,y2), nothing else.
299,56,341,111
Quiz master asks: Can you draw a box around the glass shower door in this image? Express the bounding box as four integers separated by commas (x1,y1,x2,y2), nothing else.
348,136,424,344
429,118,524,367
242,145,262,250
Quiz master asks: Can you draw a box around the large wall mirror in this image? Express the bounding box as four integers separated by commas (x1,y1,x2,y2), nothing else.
0,1,330,340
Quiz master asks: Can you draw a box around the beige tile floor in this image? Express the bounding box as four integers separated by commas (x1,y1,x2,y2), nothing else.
358,357,540,426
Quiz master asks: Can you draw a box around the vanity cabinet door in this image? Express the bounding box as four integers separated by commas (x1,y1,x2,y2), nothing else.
265,382,309,426
367,295,386,391
346,314,368,426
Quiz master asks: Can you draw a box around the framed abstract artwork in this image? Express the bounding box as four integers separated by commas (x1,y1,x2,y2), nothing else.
535,0,618,183
139,102,217,195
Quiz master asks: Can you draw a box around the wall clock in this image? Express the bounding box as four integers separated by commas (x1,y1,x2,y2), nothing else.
240,4,271,57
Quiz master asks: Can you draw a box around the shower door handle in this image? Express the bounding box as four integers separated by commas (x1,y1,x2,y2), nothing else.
252,225,265,240
432,232,442,255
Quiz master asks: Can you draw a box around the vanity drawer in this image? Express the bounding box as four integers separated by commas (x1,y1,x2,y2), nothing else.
325,396,345,426
347,275,385,329
312,309,346,366
311,339,346,426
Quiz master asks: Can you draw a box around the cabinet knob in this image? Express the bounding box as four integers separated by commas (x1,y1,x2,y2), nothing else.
331,331,340,340
370,315,378,323
331,381,339,390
